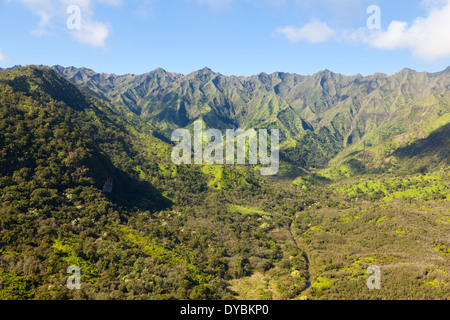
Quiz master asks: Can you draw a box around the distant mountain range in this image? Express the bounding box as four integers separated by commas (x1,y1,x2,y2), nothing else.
2,64,448,171
50,65,450,172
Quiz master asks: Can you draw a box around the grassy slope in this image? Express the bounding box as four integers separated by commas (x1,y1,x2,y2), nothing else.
54,65,450,171
0,66,448,300
0,67,310,300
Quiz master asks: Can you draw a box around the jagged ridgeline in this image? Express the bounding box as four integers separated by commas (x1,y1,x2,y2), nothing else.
53,65,450,171
0,66,173,211
0,66,299,300
0,66,449,301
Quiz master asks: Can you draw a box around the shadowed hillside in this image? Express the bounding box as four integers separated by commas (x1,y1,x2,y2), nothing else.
54,65,450,171
0,66,448,301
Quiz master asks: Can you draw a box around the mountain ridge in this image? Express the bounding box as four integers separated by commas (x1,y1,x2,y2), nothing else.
3,64,448,172
54,65,450,79
52,64,450,171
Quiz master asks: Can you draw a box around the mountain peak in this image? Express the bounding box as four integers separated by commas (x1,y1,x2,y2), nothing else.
149,68,170,78
186,67,217,81
195,67,216,75
400,67,415,73
317,69,333,75
200,66,213,72
153,67,167,73
313,69,336,78
2,65,90,111
389,68,416,77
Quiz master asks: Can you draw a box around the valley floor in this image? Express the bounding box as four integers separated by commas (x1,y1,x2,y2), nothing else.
227,171,450,300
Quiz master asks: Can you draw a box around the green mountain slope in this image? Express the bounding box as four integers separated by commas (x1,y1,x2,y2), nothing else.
0,66,313,300
54,66,450,171
1,66,448,301
0,66,171,210
393,122,450,172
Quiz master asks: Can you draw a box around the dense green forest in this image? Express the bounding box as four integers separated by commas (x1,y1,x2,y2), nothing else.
54,65,450,171
0,66,448,300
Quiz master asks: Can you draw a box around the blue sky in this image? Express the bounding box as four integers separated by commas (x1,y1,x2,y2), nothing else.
1,0,450,76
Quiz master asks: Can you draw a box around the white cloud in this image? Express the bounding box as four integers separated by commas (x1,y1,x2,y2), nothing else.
70,21,110,49
6,0,121,49
366,0,450,61
275,0,450,61
274,19,337,43
0,49,8,63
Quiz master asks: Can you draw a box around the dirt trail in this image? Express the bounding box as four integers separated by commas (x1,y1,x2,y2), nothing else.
288,222,311,290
